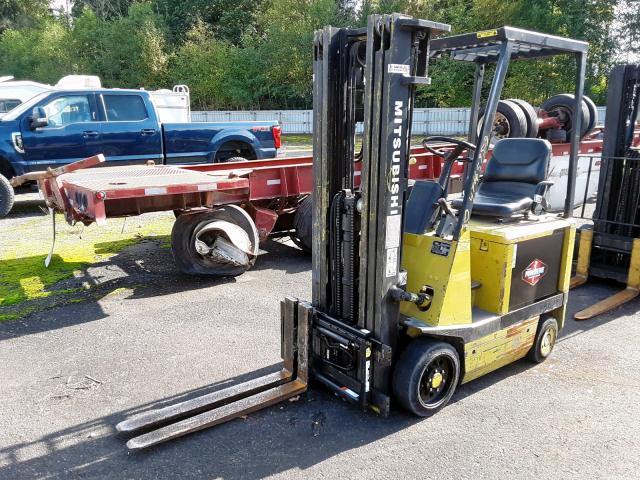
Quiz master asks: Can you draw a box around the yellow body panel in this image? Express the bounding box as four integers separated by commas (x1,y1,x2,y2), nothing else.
400,214,576,383
462,317,538,383
400,231,472,326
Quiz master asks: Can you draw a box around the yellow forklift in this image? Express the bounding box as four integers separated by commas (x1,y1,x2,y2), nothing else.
116,16,587,448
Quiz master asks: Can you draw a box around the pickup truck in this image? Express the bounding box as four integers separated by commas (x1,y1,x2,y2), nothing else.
0,88,281,217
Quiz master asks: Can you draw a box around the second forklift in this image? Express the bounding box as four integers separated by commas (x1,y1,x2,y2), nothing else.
117,16,587,449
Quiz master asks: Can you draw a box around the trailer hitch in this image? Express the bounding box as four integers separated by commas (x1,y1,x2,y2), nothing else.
116,297,311,450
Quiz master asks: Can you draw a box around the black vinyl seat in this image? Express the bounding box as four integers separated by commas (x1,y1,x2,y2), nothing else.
452,138,553,217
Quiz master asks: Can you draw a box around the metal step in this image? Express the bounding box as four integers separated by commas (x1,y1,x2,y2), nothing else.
116,370,292,435
125,380,307,450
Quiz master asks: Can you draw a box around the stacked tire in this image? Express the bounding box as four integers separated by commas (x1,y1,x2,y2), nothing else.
478,94,598,142
478,99,538,141
540,93,597,141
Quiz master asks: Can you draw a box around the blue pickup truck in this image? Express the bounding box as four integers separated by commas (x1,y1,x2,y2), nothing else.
0,88,281,216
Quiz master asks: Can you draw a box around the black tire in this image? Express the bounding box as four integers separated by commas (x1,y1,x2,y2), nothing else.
527,316,559,363
582,95,598,134
541,94,591,139
290,195,312,253
0,174,15,218
478,99,528,141
508,99,539,138
393,338,460,417
222,156,249,163
171,206,259,276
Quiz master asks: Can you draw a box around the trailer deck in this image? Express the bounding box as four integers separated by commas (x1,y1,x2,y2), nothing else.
38,136,608,226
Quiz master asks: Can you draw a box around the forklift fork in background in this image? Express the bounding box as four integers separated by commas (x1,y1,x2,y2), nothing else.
571,234,640,320
116,298,311,450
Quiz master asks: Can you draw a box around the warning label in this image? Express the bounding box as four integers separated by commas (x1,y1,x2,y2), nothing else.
387,63,410,75
386,247,398,277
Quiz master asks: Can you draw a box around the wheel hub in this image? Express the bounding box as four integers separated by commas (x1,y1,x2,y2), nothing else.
431,371,443,389
540,328,556,356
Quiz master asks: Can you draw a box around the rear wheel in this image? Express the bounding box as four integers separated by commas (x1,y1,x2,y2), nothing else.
171,205,259,276
222,156,249,163
393,338,460,417
0,174,15,218
290,195,312,253
527,316,558,363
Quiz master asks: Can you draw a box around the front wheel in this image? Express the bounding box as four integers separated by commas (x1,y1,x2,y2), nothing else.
393,338,460,417
0,174,15,218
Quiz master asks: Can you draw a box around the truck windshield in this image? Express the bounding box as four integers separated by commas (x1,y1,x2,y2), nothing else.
1,91,51,121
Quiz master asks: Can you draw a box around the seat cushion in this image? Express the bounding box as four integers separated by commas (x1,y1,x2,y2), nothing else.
452,190,532,217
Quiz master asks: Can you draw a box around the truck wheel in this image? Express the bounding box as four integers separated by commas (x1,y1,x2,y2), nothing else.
0,174,15,218
222,156,249,163
171,205,259,276
290,195,312,253
527,316,558,363
393,338,460,417
477,100,528,142
508,99,539,138
541,94,590,139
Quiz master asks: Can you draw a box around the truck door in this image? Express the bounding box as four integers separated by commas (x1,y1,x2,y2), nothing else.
21,93,103,170
98,93,163,165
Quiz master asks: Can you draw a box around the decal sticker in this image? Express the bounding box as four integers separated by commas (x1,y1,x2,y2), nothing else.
522,259,547,286
477,29,498,38
431,241,451,257
385,214,401,249
385,247,398,277
388,63,410,75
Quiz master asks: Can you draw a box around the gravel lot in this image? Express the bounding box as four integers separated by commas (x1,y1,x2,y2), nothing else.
1,194,639,480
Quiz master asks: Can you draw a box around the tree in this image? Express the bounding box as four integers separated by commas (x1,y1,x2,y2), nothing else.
0,17,73,83
0,0,51,33
72,4,169,89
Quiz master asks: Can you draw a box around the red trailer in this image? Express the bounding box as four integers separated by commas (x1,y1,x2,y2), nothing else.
21,136,607,276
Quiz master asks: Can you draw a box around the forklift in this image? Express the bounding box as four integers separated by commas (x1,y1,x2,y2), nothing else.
116,15,587,449
570,64,640,320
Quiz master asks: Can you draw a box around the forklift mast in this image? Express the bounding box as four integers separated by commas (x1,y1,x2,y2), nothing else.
311,14,450,414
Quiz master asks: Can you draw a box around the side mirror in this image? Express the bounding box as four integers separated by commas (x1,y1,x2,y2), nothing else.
29,107,48,129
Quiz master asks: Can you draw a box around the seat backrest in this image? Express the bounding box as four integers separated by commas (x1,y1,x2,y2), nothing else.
483,138,552,185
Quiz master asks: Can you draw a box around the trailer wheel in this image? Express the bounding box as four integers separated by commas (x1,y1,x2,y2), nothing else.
290,195,312,253
541,94,591,139
527,316,558,363
393,338,460,417
0,174,15,218
478,100,528,143
171,205,260,276
508,99,539,138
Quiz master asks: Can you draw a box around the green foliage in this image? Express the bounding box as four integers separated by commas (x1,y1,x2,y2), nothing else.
0,0,50,33
0,0,636,108
0,17,73,83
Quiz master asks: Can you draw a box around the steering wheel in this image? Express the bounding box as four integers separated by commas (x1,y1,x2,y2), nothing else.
422,136,477,162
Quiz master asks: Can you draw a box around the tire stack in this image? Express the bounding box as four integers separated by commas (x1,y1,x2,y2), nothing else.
478,94,598,143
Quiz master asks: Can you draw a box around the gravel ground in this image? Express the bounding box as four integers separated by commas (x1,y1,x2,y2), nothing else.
0,195,639,480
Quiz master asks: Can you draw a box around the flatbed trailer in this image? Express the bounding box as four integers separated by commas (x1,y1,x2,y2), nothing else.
23,135,611,275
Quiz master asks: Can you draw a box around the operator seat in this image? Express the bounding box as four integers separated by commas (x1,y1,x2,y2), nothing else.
452,138,553,217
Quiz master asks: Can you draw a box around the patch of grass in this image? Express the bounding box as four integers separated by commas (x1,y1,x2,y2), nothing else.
0,213,175,310
282,134,426,150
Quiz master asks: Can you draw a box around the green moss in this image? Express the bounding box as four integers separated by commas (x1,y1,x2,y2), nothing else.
0,213,174,309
